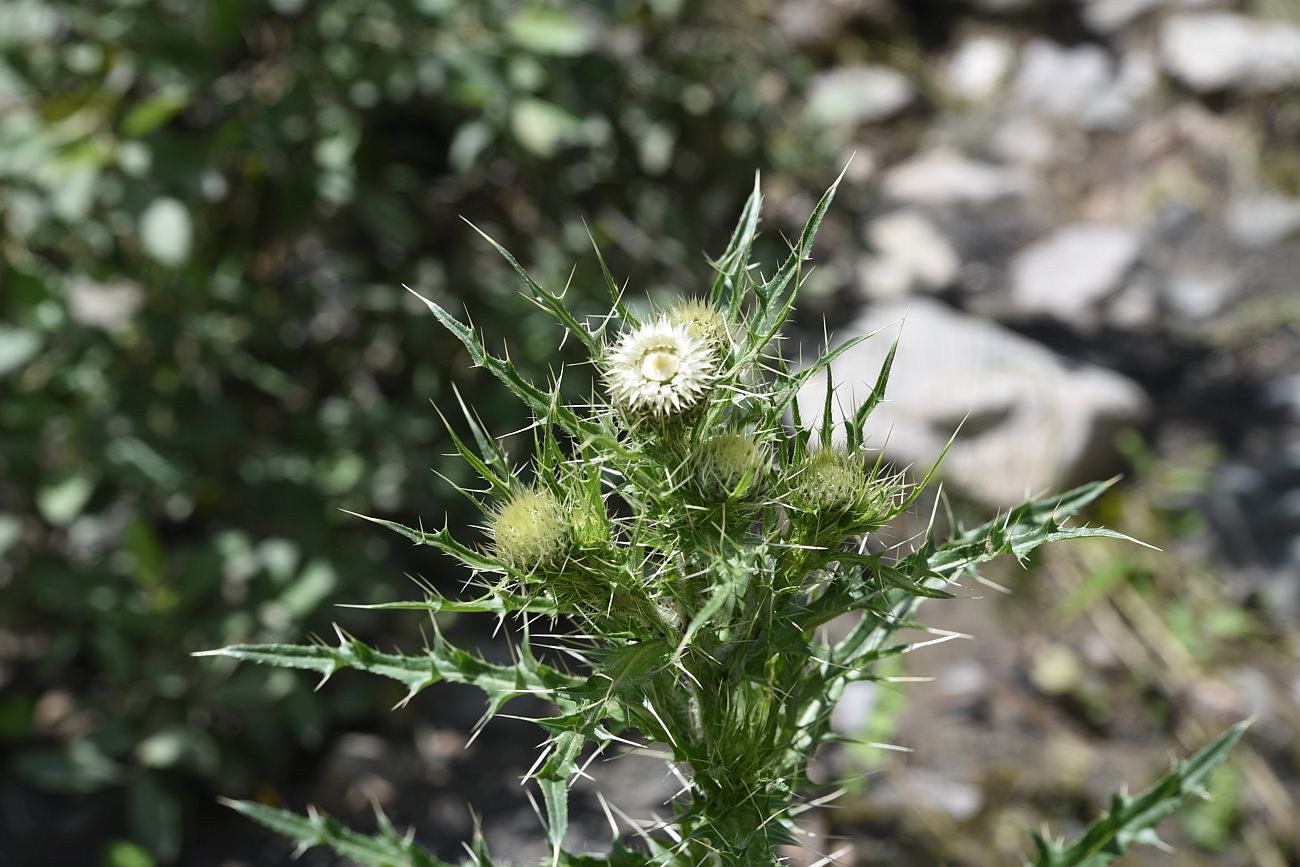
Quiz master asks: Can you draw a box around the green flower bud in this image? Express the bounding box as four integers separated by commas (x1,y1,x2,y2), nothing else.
696,432,768,500
488,487,571,573
668,300,730,350
790,449,868,515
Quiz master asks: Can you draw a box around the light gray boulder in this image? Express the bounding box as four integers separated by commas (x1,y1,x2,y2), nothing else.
1225,195,1300,250
1010,224,1142,321
1080,0,1221,34
857,210,960,299
797,298,1149,507
943,33,1017,102
1160,13,1300,92
1011,39,1114,122
882,149,1027,206
806,64,915,126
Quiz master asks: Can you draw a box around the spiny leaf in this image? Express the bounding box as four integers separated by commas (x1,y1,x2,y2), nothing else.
928,478,1139,576
343,592,561,617
221,799,456,867
585,222,639,329
751,162,846,338
554,847,653,866
1027,721,1250,867
709,171,763,317
534,729,585,858
195,627,581,708
846,333,898,449
434,400,513,498
341,509,500,573
404,285,590,440
464,218,604,356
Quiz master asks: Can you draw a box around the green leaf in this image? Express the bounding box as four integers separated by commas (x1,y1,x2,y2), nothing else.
342,593,559,617
928,478,1139,577
464,219,602,356
555,847,652,866
102,841,155,867
403,285,593,442
535,730,584,857
846,334,899,449
341,509,500,573
127,774,181,863
750,164,846,341
1027,721,1249,867
510,98,584,158
37,475,94,526
709,172,762,315
120,88,189,138
506,7,596,56
222,800,456,867
195,626,582,708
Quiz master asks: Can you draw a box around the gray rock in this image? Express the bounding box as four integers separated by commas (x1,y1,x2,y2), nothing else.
1080,0,1219,34
967,0,1037,11
831,680,880,734
882,150,1027,206
857,210,960,298
1225,194,1300,249
1081,0,1157,32
938,658,989,699
943,33,1016,102
1206,449,1300,618
775,0,896,45
1161,267,1237,319
897,769,985,821
798,298,1150,507
1086,49,1160,129
987,115,1057,166
1010,224,1142,320
807,65,914,126
1011,39,1114,122
1107,279,1160,329
1160,13,1300,92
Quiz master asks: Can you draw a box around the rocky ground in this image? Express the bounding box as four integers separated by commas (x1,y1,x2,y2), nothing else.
190,0,1299,864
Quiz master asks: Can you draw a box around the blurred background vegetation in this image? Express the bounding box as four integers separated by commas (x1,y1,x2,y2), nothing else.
1,1,1297,866
0,1,835,862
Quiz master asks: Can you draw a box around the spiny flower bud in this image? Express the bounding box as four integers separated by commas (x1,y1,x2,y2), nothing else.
668,300,730,350
604,318,718,417
790,449,868,515
696,431,768,499
488,487,571,573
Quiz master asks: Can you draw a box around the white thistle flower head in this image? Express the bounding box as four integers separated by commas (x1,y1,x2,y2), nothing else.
604,318,719,416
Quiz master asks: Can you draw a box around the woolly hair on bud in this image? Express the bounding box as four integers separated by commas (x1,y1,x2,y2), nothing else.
695,431,769,500
603,318,719,417
790,448,869,515
668,299,730,350
487,487,571,573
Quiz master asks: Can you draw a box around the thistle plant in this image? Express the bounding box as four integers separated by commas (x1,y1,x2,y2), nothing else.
201,173,1245,866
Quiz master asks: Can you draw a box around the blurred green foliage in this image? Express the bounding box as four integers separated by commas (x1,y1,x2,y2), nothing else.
0,0,844,860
